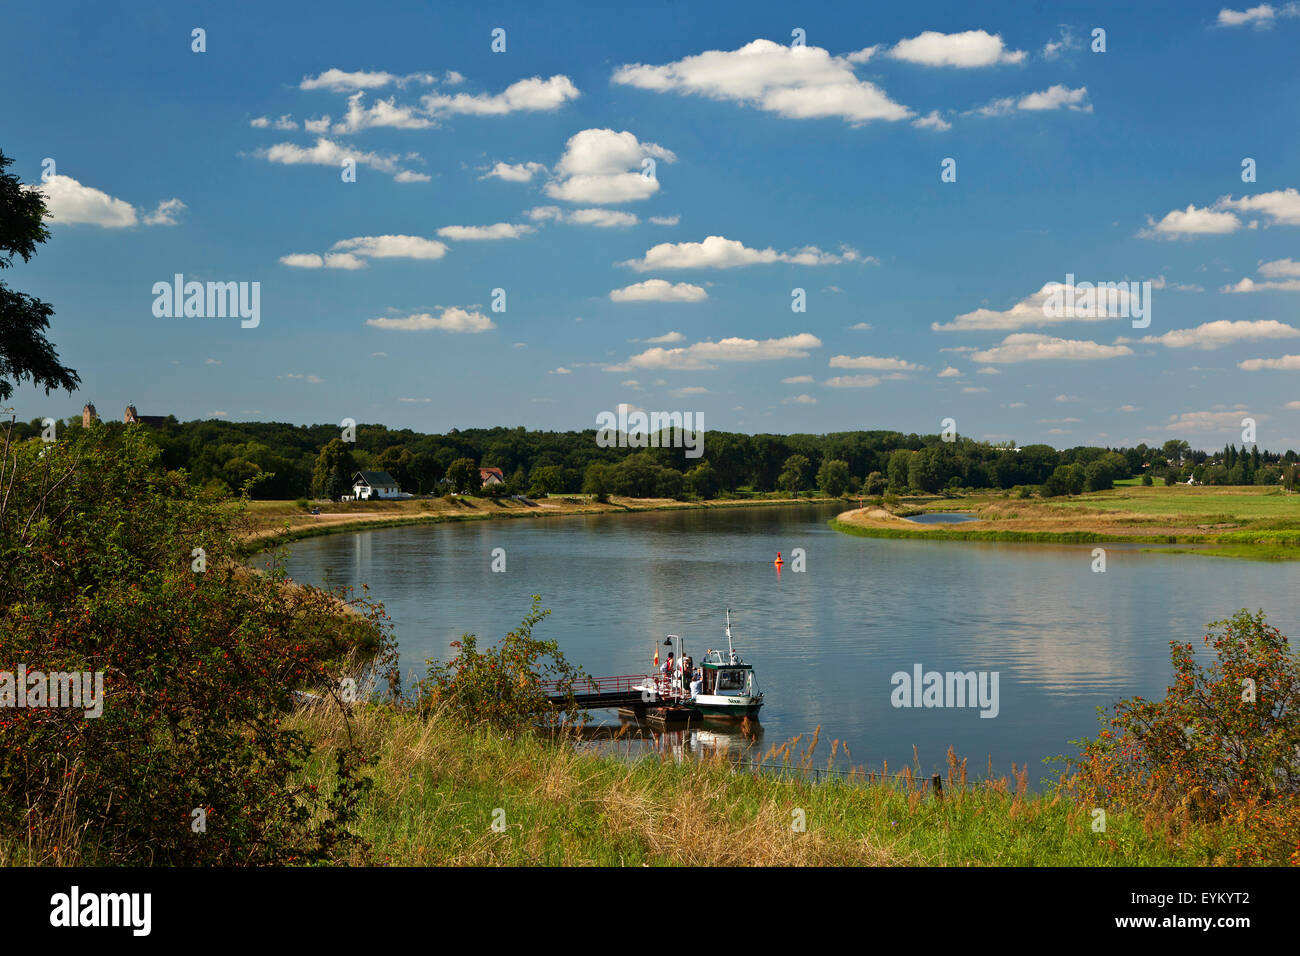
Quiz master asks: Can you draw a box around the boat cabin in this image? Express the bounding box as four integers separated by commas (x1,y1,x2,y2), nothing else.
699,650,757,697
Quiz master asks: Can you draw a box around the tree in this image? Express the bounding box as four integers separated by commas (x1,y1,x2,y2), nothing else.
447,457,482,494
311,438,356,500
684,460,719,499
886,449,911,493
527,464,565,497
817,458,850,498
582,462,615,501
864,471,886,495
777,454,812,495
0,149,80,401
374,445,413,491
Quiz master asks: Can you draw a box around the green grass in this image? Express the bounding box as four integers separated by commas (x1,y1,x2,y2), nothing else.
292,705,1245,866
1072,486,1299,519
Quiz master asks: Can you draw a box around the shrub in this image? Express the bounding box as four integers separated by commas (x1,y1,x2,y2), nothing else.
0,421,395,864
416,596,592,734
1066,609,1299,864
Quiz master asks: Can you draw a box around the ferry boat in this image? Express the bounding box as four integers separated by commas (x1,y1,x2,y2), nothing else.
635,610,764,720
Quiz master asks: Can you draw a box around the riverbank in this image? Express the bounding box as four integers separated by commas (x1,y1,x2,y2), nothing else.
291,703,1248,866
830,485,1300,560
241,494,833,553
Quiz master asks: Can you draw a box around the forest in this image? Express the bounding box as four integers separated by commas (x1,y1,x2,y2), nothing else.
15,415,1299,501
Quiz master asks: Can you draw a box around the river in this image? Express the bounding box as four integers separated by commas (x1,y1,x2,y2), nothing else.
277,502,1300,781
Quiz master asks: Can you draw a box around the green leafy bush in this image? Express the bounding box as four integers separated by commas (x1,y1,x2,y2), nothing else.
0,422,395,864
416,596,591,733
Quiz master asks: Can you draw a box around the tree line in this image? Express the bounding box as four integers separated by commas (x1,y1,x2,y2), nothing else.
14,416,1300,500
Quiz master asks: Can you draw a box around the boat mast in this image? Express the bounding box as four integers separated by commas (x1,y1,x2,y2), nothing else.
725,608,736,663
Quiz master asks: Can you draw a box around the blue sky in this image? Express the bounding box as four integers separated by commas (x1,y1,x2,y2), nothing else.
5,0,1300,449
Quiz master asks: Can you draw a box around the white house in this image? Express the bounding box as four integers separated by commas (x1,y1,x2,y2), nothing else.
351,470,403,500
479,467,505,487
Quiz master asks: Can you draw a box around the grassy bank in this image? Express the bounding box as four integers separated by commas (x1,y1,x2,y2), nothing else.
830,485,1300,560
289,704,1244,866
240,493,832,553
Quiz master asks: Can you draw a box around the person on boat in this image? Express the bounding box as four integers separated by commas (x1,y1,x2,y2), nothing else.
689,668,703,699
660,652,674,678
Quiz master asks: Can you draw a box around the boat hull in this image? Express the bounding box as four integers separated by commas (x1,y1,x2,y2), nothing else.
692,695,763,719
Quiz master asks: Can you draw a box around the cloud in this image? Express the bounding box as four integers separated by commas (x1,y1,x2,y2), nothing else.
526,205,640,227
399,397,432,403
251,114,298,130
933,280,1146,331
1134,319,1300,348
962,386,989,393
782,394,817,404
1152,406,1257,433
828,354,922,371
332,92,436,133
977,366,1001,374
612,38,911,125
849,321,872,330
36,175,139,227
969,85,1091,117
911,110,952,130
622,235,867,270
279,252,366,269
365,306,495,333
481,161,546,182
541,128,675,204
782,375,814,384
421,74,579,116
643,331,686,343
671,386,708,397
1042,26,1079,60
300,69,403,91
331,235,448,259
1219,188,1300,225
824,374,882,388
1222,256,1300,292
610,280,708,303
436,223,535,240
284,373,324,384
1141,189,1300,239
258,137,417,182
141,198,187,226
650,215,680,226
1216,4,1300,28
971,333,1134,363
1140,204,1241,238
888,30,1026,67
1260,257,1300,276
1239,354,1300,370
938,366,962,378
610,333,822,371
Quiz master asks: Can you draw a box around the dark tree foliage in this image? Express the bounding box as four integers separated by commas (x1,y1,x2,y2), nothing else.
0,149,80,401
13,412,1292,501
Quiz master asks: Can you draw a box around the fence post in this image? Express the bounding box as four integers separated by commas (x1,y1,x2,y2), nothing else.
932,774,943,802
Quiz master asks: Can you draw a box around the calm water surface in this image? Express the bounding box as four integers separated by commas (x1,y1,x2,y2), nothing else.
276,503,1300,780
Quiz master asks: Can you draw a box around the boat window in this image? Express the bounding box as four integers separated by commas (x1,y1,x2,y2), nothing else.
716,669,745,692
